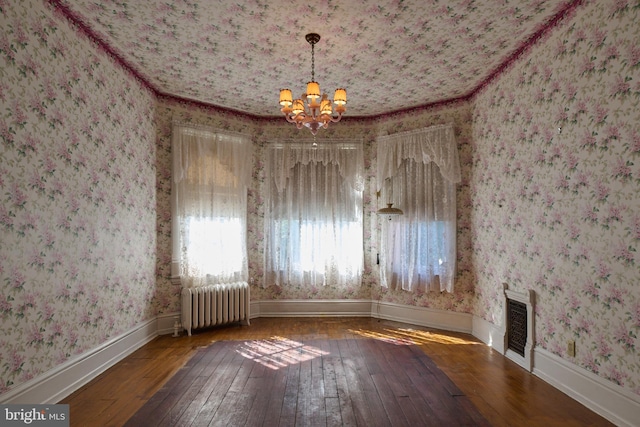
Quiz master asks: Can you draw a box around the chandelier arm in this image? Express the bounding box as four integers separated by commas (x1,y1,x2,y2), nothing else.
283,113,303,124
327,112,344,123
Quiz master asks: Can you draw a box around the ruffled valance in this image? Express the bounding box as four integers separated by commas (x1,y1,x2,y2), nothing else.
376,123,460,190
268,139,364,193
172,124,252,190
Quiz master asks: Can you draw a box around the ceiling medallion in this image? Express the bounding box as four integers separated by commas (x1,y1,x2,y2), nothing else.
279,33,347,136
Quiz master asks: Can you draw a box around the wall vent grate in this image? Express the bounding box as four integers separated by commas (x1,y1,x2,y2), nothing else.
507,299,527,357
502,284,535,372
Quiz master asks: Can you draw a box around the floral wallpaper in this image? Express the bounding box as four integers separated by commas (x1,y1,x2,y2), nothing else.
2,0,638,406
53,0,574,117
471,0,640,394
0,0,156,395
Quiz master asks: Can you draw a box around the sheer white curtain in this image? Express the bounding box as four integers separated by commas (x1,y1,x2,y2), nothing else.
376,124,460,293
171,124,252,288
264,139,364,288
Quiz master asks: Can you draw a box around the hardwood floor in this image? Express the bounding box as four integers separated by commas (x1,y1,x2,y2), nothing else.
62,317,614,426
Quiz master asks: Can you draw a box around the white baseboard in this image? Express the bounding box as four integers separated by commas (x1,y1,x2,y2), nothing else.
157,312,181,335
254,299,472,334
249,300,261,318
371,300,473,333
472,315,639,427
0,319,157,405
472,315,504,351
254,299,371,317
534,348,640,427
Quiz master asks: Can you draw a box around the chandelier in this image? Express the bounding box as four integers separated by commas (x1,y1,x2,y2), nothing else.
279,33,346,135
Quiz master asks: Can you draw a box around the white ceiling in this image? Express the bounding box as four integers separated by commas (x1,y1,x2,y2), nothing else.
55,0,577,117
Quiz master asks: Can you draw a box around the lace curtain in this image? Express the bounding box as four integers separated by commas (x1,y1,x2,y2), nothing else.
264,139,364,288
376,124,460,293
171,124,252,288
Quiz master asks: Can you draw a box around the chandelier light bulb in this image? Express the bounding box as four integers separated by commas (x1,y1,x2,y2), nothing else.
306,81,321,99
333,88,347,105
279,33,347,136
279,89,293,106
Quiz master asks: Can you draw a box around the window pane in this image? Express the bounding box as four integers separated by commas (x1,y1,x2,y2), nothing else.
185,217,243,275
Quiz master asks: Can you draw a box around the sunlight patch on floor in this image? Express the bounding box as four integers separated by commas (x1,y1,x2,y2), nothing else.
346,329,414,345
348,327,482,346
235,337,329,370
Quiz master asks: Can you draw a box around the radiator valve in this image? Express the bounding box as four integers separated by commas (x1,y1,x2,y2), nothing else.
173,319,181,337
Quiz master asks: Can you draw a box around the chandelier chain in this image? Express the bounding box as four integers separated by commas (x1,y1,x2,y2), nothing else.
311,41,315,82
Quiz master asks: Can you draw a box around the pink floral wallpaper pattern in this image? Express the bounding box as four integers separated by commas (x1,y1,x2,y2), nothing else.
471,0,640,393
1,0,638,405
1,0,157,394
52,0,575,117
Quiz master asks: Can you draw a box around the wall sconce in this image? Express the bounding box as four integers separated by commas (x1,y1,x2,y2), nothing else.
377,203,403,220
376,190,403,220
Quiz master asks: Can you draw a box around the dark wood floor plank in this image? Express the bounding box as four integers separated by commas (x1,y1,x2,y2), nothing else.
64,318,614,427
185,346,242,424
207,353,257,427
336,339,376,425
209,391,254,427
243,373,280,427
361,340,408,426
190,347,248,426
324,397,342,427
371,372,409,426
410,344,466,397
260,367,288,426
381,350,439,425
321,352,338,399
370,340,416,398
407,367,476,426
395,395,430,426
228,349,255,394
352,340,393,426
162,343,234,426
329,340,358,427
378,345,417,397
157,375,210,426
309,350,327,427
294,357,312,427
123,347,213,426
279,356,301,426
456,395,493,427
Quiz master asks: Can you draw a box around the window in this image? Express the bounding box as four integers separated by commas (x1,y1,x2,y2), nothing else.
171,124,252,287
264,140,364,288
184,216,244,276
377,124,460,293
